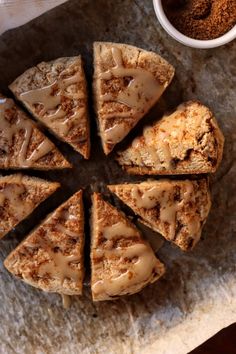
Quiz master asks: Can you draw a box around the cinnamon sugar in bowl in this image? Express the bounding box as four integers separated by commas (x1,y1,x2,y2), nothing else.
153,0,236,48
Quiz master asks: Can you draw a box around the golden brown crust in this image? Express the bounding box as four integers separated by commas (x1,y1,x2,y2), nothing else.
117,101,224,175
0,95,71,169
91,193,165,301
108,179,211,251
9,57,90,159
0,174,60,239
93,42,175,155
4,190,84,295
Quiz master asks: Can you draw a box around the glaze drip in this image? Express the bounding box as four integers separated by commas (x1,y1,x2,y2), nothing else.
99,47,165,144
20,71,85,137
0,98,53,167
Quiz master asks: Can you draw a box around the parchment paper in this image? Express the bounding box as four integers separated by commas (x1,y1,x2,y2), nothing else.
0,1,235,353
0,0,67,35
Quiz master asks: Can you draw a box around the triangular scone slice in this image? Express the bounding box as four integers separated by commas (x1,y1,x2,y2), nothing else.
91,193,165,301
117,101,224,175
0,174,59,239
108,179,211,251
93,42,175,154
0,96,71,169
4,190,84,296
9,57,90,159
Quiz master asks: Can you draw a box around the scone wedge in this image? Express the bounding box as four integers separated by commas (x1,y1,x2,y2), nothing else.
0,95,71,169
108,179,211,251
4,190,84,296
91,193,165,301
0,174,59,239
9,56,90,159
117,101,224,175
93,42,175,154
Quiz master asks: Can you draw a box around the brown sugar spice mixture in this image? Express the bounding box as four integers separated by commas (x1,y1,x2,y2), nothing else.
163,0,236,40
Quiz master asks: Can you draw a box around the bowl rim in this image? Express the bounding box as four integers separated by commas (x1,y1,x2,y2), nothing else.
153,0,236,49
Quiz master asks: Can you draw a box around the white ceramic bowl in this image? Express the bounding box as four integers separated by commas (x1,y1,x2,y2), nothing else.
153,0,236,49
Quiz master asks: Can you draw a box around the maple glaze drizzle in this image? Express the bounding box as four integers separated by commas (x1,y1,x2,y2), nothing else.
103,221,135,240
131,181,200,240
92,215,161,297
103,123,127,145
0,98,53,167
130,105,207,170
20,71,85,137
99,47,165,144
61,294,71,309
92,243,159,297
0,175,33,222
26,207,81,285
99,47,164,111
37,251,81,284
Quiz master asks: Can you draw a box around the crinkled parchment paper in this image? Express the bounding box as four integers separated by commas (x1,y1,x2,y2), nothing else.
0,1,235,353
0,0,67,35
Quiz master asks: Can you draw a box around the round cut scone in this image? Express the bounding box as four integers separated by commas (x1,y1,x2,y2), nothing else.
117,101,224,175
91,193,165,301
93,42,175,154
9,56,90,159
109,179,211,251
4,190,84,296
3,44,224,306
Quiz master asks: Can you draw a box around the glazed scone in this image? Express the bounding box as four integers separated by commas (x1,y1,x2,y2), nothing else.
93,42,175,155
108,179,211,251
117,101,224,175
4,190,84,296
0,95,71,169
0,174,59,239
91,193,165,301
9,56,90,159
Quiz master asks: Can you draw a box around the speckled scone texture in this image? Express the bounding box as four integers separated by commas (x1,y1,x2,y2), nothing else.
93,42,175,154
0,174,60,239
117,101,224,175
4,190,84,295
0,95,71,169
9,57,90,159
109,179,211,251
91,193,165,301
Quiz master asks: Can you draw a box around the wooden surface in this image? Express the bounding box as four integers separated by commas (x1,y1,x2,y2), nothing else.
191,324,236,354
